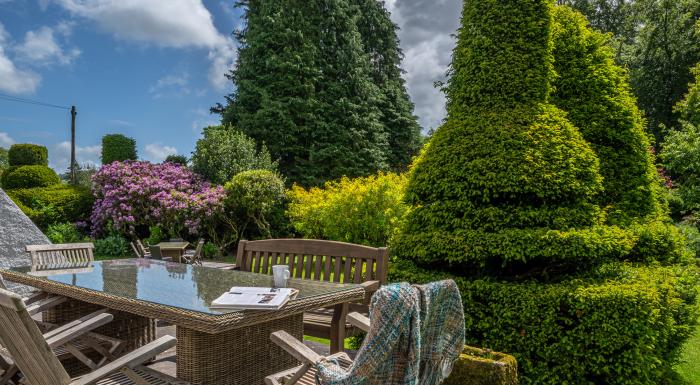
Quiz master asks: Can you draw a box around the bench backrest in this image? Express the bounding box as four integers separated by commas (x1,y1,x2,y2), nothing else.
235,239,389,285
26,243,94,267
0,287,71,385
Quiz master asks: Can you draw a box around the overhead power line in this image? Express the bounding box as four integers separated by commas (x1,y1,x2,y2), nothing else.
0,92,70,110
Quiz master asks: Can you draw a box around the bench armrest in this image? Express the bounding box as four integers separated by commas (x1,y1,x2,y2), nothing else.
26,295,67,316
71,336,177,385
270,330,322,365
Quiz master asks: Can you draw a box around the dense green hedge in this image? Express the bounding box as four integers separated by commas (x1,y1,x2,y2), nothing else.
8,144,48,166
1,165,60,189
101,134,137,164
391,259,698,385
551,6,664,224
7,185,93,229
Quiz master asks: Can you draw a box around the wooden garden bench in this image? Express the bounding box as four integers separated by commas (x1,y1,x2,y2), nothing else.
235,239,389,353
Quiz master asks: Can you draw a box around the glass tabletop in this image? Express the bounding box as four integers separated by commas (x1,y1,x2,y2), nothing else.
8,259,360,315
156,242,189,249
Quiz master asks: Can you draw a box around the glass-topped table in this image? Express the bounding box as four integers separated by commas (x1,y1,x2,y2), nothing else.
1,259,365,385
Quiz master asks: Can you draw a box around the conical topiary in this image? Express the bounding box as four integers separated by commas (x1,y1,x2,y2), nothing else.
551,6,665,224
392,0,631,276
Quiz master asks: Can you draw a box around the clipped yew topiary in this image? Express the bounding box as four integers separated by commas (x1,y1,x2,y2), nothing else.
391,1,696,384
551,6,664,224
392,0,625,275
8,144,48,166
1,165,60,189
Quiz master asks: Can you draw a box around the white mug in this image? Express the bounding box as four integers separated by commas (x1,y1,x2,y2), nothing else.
272,265,290,288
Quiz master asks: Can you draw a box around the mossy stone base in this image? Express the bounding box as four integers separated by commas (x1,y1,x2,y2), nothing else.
445,345,518,385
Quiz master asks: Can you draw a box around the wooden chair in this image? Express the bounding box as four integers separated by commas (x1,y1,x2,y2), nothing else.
265,313,369,385
26,243,94,268
136,240,151,258
0,277,124,380
235,239,389,353
182,239,204,266
0,287,187,385
130,242,141,257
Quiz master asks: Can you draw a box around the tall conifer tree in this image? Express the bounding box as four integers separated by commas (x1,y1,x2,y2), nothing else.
353,0,422,171
219,0,387,186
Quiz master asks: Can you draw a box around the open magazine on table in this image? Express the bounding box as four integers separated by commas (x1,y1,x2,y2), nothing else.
211,286,299,311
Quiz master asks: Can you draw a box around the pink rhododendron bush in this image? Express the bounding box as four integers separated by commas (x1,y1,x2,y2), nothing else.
90,161,225,238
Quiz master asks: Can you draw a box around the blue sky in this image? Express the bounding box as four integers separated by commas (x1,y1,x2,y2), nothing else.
0,0,462,172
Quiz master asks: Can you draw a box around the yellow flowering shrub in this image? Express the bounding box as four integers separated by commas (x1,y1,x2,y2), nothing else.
286,173,407,247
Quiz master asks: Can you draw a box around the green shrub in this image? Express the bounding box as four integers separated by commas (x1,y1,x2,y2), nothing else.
94,232,128,257
101,134,137,164
202,241,218,259
224,169,286,237
191,125,278,185
2,165,60,189
551,6,664,224
7,185,93,229
46,222,87,244
391,259,698,385
8,144,48,166
143,225,166,246
287,173,407,247
164,154,188,166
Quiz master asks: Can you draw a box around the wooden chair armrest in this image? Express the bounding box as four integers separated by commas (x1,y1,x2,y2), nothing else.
71,336,177,385
347,312,370,333
360,280,380,293
43,309,108,340
23,290,47,305
270,331,322,365
25,295,67,316
45,313,113,349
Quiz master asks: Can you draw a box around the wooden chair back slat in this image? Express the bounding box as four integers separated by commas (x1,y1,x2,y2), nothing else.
26,243,95,268
0,288,71,385
236,239,389,285
353,258,363,284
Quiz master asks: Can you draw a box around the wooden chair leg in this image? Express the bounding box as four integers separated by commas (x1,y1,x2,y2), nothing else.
330,303,348,354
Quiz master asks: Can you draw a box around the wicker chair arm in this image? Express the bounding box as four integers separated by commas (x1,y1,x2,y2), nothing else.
71,336,177,385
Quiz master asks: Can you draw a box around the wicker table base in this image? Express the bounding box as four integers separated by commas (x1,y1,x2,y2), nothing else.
43,298,156,366
176,313,304,385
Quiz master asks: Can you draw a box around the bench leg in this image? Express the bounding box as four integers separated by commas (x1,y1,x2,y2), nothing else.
330,303,348,354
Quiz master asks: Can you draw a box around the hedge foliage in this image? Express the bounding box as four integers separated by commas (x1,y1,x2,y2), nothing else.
551,6,664,224
1,165,60,189
7,144,48,166
7,185,93,229
101,134,137,164
224,169,286,238
395,0,625,273
391,259,698,385
287,173,407,247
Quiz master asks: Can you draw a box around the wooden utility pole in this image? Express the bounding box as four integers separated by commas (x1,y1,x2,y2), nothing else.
70,105,76,185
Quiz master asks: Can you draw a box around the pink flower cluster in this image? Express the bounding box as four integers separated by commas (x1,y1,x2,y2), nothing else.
90,161,225,237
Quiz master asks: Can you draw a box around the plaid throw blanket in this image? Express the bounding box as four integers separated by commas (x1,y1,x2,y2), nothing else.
316,280,465,385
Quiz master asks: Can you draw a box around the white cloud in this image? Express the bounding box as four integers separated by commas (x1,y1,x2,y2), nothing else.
50,141,101,172
0,132,15,148
55,0,237,88
388,0,461,131
15,26,80,66
144,143,177,163
190,108,219,133
149,72,190,98
0,45,41,95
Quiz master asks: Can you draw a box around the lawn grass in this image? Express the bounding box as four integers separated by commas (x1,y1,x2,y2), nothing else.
673,323,700,385
303,335,357,350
